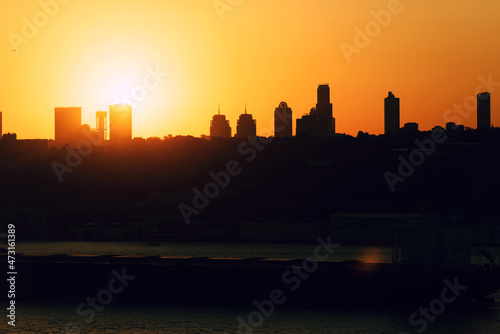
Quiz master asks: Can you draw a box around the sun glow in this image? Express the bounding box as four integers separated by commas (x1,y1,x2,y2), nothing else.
1,0,499,139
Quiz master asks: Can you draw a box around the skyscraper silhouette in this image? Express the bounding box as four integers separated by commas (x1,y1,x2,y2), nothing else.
274,101,292,138
316,84,335,136
477,92,491,129
0,111,2,138
384,91,400,135
236,105,256,138
296,85,335,137
210,106,231,138
54,107,81,148
96,111,108,141
109,104,132,144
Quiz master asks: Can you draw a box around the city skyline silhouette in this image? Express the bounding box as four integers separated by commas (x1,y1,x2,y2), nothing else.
1,1,500,333
0,83,496,143
2,1,500,140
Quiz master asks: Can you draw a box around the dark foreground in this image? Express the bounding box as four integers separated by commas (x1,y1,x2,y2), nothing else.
3,254,500,308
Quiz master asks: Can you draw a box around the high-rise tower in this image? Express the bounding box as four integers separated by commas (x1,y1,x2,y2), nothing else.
296,84,335,137
236,105,256,138
274,102,292,138
316,84,334,136
54,107,82,148
210,106,232,138
384,92,400,135
96,111,108,141
109,104,132,144
477,92,491,129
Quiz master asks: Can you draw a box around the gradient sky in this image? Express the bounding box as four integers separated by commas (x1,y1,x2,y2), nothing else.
1,0,499,139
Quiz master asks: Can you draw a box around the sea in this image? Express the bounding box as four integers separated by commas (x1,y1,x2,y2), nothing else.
3,241,500,334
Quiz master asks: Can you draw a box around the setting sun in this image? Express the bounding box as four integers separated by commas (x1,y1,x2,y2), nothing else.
1,1,500,333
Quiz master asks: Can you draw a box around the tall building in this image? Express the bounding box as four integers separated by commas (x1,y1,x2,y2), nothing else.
384,91,400,135
296,85,335,137
54,107,82,148
274,101,292,137
236,105,256,138
96,111,108,140
210,106,232,138
109,104,132,143
477,92,491,129
316,84,335,135
0,111,2,137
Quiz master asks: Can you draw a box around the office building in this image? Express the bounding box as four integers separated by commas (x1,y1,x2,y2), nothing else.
54,107,82,148
96,111,108,140
236,105,256,138
384,91,400,135
477,92,491,129
274,101,292,137
296,109,315,135
296,84,335,137
109,104,132,143
316,84,335,135
210,106,231,138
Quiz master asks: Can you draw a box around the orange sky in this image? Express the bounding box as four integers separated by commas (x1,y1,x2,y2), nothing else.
1,0,499,139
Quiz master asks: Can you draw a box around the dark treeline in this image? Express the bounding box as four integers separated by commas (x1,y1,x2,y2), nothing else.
1,127,499,239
